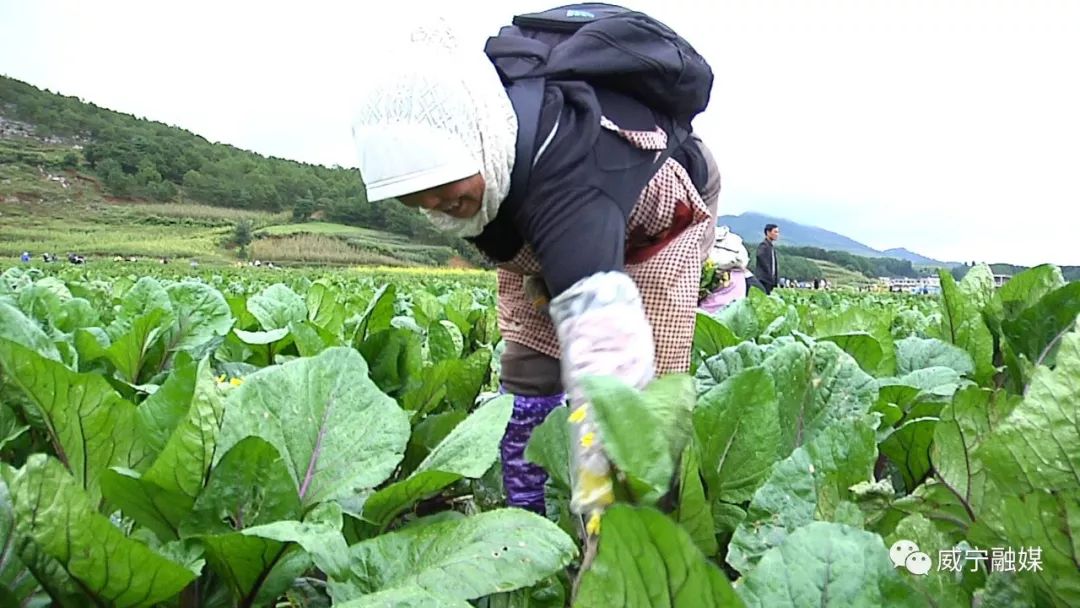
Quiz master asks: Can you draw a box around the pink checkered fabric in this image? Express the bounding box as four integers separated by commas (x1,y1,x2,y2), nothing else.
496,116,711,374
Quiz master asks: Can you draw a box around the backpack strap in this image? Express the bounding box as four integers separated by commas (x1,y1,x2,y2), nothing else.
485,34,551,206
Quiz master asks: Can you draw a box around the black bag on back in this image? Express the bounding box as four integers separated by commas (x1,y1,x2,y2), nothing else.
484,3,714,204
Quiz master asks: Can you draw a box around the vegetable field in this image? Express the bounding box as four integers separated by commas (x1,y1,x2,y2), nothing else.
1,262,1078,607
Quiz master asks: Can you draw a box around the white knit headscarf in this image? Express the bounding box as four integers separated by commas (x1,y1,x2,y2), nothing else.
351,20,518,238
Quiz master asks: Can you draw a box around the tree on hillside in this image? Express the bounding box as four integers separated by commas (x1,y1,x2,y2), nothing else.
98,158,135,197
232,219,254,259
292,197,316,222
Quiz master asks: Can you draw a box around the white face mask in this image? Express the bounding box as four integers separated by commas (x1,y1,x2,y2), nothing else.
420,176,505,238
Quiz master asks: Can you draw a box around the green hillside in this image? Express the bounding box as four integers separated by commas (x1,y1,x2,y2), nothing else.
0,138,457,266
0,75,487,267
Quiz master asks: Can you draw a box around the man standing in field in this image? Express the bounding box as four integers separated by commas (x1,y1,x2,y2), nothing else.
755,223,780,294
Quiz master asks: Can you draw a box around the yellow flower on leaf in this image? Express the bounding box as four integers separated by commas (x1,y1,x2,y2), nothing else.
580,432,595,448
229,377,243,386
569,405,588,424
586,511,602,536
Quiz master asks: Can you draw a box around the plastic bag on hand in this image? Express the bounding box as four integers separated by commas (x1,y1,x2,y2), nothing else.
548,272,656,523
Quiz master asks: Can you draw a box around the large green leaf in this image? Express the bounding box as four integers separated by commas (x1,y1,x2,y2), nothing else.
881,366,968,401
289,320,328,357
9,455,199,608
763,341,878,456
693,367,780,504
403,410,468,473
358,328,424,397
895,337,975,377
0,468,45,607
408,289,443,331
131,356,197,462
0,339,138,503
307,280,347,336
572,505,741,608
216,347,410,506
727,421,877,574
694,342,765,396
975,573,1038,608
820,332,883,375
968,487,1080,607
413,395,511,475
1,466,86,607
163,281,234,352
107,276,174,341
937,270,995,385
105,307,168,384
675,445,718,557
880,416,938,492
100,467,193,543
958,264,996,314
692,311,740,366
336,586,471,607
524,406,571,493
1001,282,1080,372
331,508,576,603
442,348,492,411
15,281,68,330
931,387,1019,520
993,264,1065,323
401,363,451,418
102,358,226,540
713,297,760,342
242,502,350,580
180,436,306,602
0,301,60,361
811,306,897,376
974,324,1080,495
737,522,925,608
248,283,307,331
355,284,397,342
141,357,225,500
885,514,972,607
184,436,302,536
428,320,463,362
53,297,100,335
585,375,693,501
363,397,512,527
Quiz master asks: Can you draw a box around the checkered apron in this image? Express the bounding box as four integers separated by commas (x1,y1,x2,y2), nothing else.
496,116,711,375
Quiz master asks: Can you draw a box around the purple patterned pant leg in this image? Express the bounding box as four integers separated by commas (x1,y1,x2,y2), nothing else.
499,392,565,514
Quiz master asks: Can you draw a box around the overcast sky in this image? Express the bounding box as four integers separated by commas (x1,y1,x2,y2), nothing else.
2,0,1078,266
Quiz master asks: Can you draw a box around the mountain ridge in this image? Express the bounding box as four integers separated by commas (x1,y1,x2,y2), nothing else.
718,211,955,267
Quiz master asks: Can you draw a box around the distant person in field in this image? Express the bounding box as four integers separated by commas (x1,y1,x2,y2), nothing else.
755,223,780,294
349,15,718,531
698,226,750,313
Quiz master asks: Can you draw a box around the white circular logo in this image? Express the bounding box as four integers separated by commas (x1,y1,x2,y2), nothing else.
889,539,919,569
890,540,934,575
905,551,933,576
